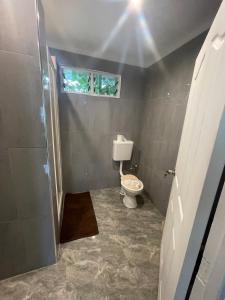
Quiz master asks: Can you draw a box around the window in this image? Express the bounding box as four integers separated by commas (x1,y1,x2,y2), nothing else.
93,73,119,97
61,66,121,98
62,67,91,94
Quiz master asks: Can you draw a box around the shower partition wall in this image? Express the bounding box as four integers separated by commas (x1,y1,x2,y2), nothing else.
0,0,62,280
37,0,63,246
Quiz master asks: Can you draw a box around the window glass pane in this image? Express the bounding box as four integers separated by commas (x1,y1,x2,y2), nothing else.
93,73,119,97
62,67,91,94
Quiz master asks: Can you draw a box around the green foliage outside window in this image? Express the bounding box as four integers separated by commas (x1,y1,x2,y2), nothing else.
62,68,91,94
94,73,118,97
61,67,120,97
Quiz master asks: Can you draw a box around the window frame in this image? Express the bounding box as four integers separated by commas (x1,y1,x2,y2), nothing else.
60,66,121,99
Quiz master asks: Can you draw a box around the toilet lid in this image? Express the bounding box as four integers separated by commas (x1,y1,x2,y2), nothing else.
121,174,143,191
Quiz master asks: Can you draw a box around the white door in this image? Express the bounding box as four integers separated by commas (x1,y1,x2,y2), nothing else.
159,2,225,300
48,56,63,221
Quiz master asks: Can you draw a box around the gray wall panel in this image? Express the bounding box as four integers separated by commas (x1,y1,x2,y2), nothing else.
138,33,207,215
0,221,26,279
0,150,17,222
0,0,39,58
0,51,46,148
9,148,51,219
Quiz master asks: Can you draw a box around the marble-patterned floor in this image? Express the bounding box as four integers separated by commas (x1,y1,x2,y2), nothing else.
0,187,164,300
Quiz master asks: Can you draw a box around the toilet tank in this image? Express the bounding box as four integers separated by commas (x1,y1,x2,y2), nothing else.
113,135,134,161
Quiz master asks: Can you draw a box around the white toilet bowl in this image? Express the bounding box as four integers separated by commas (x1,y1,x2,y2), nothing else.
121,174,144,208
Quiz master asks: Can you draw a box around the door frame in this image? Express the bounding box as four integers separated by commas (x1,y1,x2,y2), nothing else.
188,165,225,299
48,54,63,223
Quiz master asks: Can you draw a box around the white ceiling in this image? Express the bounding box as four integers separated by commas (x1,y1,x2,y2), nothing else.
42,0,222,68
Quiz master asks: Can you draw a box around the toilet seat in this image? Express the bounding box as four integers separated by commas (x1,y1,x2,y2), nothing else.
121,174,143,192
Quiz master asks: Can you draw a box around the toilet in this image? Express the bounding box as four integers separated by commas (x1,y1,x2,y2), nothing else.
113,135,144,208
121,174,144,208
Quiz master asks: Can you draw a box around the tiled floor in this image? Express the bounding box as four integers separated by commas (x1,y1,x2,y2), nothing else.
0,188,164,300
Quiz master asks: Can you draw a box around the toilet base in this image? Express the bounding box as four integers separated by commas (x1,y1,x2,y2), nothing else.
123,194,137,209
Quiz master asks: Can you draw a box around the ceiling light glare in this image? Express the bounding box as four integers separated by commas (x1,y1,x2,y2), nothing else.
129,0,142,13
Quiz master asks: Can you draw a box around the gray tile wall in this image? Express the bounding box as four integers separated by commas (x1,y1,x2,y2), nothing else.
0,0,56,280
138,33,207,216
50,49,145,193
